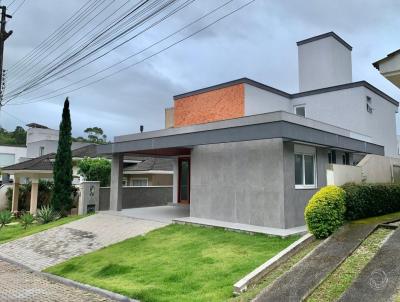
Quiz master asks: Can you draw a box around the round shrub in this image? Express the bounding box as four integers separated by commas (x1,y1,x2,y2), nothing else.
305,186,346,239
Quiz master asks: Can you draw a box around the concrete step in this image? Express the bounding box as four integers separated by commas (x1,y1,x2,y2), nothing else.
338,227,400,302
253,223,376,302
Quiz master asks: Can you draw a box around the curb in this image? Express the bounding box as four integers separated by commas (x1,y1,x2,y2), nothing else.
0,256,139,302
233,233,314,295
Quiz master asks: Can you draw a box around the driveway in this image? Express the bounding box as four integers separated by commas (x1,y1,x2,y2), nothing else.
0,213,166,271
0,260,115,302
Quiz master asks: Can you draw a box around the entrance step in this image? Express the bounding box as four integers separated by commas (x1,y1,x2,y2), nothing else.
253,223,376,302
337,227,400,302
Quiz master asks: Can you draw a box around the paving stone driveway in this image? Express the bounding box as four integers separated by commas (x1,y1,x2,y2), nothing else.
0,260,114,302
0,213,166,271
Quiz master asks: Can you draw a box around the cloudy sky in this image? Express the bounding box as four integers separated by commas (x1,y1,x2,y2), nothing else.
1,0,400,139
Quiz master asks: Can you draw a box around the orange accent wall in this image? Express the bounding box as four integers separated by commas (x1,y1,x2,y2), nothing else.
173,84,245,127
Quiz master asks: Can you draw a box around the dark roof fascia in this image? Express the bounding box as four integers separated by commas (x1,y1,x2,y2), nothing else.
296,32,352,51
373,49,400,70
174,78,399,107
173,78,291,100
98,120,384,156
292,81,399,106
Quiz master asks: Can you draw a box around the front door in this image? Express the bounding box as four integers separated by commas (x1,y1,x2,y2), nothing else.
178,157,190,204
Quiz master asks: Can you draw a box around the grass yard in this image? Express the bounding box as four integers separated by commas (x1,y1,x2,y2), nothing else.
306,227,392,302
0,215,85,244
46,224,299,302
231,239,321,302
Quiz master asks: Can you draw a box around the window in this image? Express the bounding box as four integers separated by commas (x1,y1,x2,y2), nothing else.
39,146,45,156
342,152,350,165
328,150,336,164
366,96,373,113
294,105,306,117
295,153,316,188
0,153,15,168
131,178,148,187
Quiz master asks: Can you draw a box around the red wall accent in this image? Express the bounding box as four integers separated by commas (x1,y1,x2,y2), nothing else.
173,84,245,127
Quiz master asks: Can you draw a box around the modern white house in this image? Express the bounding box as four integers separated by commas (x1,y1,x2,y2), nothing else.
373,49,400,89
96,32,397,231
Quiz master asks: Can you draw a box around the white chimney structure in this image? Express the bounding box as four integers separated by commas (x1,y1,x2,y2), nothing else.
297,32,353,92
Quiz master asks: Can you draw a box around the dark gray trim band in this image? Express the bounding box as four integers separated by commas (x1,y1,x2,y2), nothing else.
98,121,384,156
291,81,399,106
173,78,398,106
296,32,352,51
173,78,291,100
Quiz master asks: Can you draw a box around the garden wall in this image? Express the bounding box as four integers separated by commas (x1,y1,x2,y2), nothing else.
99,186,173,211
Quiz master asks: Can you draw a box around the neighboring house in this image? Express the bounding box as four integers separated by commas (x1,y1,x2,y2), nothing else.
1,144,173,212
99,32,399,230
373,49,400,89
0,144,27,184
26,123,90,158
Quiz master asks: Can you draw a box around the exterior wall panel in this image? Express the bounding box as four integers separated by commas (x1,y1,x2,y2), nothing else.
190,138,286,228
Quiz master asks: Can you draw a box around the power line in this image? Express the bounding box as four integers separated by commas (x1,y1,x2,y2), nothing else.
10,0,26,15
5,0,160,90
5,0,195,100
5,0,181,97
8,0,257,106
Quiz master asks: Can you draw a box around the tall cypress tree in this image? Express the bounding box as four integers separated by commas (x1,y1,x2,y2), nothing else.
51,98,73,214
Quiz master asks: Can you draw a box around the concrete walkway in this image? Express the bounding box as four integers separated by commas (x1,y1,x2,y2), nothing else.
254,223,376,302
0,260,115,302
338,226,400,302
0,213,166,271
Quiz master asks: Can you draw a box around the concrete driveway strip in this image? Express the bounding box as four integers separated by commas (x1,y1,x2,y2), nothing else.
338,226,400,302
253,223,376,302
0,213,166,271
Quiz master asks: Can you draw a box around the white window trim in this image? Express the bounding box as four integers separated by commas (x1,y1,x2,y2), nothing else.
293,104,306,117
295,153,317,189
130,177,149,187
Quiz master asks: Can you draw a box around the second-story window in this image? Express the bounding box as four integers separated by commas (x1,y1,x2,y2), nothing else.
39,146,45,156
294,105,306,117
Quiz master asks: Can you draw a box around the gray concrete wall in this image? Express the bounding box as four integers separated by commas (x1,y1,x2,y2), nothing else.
283,142,328,228
99,186,173,211
190,138,286,228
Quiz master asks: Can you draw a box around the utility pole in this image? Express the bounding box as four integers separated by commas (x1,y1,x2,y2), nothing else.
0,5,12,126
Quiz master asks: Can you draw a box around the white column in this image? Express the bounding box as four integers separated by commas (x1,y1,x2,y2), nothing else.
30,178,39,215
110,153,123,211
11,176,20,213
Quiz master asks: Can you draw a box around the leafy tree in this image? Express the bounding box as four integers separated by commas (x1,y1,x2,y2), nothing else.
51,98,73,215
13,126,27,145
78,157,111,187
0,126,26,145
84,127,107,144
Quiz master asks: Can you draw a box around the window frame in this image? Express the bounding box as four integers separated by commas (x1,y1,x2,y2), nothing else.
131,178,149,187
294,152,317,189
293,105,306,117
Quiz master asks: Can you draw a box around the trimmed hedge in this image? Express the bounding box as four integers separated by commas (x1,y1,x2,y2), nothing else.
305,186,346,239
341,183,400,220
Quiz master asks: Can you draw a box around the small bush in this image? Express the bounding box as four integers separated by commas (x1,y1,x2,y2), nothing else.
36,205,60,224
0,211,13,230
20,213,35,230
305,186,346,239
342,183,400,220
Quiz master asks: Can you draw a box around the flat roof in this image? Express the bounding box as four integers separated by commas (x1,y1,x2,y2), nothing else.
296,31,353,51
172,78,398,107
98,111,383,156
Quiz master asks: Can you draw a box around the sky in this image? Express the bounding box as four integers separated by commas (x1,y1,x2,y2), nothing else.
1,0,400,140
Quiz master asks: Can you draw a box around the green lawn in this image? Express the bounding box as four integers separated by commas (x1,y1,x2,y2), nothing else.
46,224,299,302
307,227,392,302
0,215,85,244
